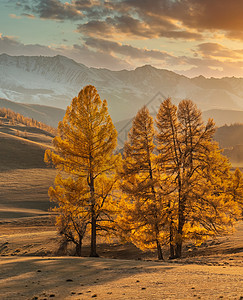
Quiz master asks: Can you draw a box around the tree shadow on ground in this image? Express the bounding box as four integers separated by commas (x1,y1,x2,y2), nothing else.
0,256,175,299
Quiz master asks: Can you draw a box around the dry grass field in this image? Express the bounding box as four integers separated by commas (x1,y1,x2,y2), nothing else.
0,117,242,299
0,117,56,218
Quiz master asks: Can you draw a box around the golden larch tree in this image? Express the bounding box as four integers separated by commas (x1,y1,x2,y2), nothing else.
45,85,119,257
156,98,241,258
118,106,168,260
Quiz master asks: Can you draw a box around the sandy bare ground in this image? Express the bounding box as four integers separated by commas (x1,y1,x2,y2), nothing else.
0,219,242,300
0,255,242,300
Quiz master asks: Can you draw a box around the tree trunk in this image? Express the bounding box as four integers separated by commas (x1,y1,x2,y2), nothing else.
89,165,99,257
169,243,175,259
174,184,185,258
90,211,99,257
156,240,164,260
175,242,182,258
175,206,185,258
76,238,82,257
169,218,176,259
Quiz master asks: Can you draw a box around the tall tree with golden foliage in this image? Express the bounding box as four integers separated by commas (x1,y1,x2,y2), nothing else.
156,98,241,258
45,85,119,257
118,106,168,260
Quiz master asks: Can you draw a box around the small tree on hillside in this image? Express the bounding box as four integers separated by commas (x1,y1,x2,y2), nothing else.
45,85,119,257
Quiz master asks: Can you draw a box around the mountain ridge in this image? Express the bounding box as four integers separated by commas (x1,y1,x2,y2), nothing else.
1,53,243,123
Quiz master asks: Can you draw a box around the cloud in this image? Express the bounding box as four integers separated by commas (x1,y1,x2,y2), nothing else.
2,34,243,77
83,37,180,66
122,0,243,41
16,0,243,41
173,0,243,36
77,15,202,40
9,13,35,19
0,35,131,70
0,34,182,70
16,0,202,40
9,14,21,19
181,43,243,77
21,13,35,19
84,37,243,75
26,0,83,20
195,43,243,60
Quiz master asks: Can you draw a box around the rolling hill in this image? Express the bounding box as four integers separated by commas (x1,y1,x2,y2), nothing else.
0,98,65,127
202,109,243,127
0,112,56,218
214,124,243,166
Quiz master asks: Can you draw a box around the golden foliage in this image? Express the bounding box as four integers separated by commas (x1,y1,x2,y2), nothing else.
45,85,120,256
156,98,241,257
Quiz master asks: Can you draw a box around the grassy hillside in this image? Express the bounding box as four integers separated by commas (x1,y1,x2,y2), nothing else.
214,123,243,148
0,112,56,218
0,110,55,170
203,109,243,127
0,97,65,127
214,124,243,166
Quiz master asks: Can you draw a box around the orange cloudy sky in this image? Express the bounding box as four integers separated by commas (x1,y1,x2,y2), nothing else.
1,0,243,77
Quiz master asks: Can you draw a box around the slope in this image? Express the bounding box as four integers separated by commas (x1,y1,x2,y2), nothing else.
0,98,65,127
0,113,56,218
203,109,243,126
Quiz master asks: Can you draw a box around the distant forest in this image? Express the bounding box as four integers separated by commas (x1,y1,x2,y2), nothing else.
214,124,243,163
215,124,243,148
0,107,57,136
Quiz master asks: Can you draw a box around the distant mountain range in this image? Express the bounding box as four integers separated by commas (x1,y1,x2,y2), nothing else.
1,53,243,124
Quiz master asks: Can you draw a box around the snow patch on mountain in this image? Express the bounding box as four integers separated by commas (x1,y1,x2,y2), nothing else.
1,54,243,122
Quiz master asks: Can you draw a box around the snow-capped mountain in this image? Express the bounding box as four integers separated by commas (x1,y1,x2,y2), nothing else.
1,53,243,123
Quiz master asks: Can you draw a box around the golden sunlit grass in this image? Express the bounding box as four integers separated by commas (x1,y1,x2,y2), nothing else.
0,168,57,218
0,118,56,218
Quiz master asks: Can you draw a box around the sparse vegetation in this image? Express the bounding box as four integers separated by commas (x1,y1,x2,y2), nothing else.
0,107,57,135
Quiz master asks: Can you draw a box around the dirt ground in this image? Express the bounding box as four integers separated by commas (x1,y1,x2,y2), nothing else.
0,255,242,300
0,217,242,300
